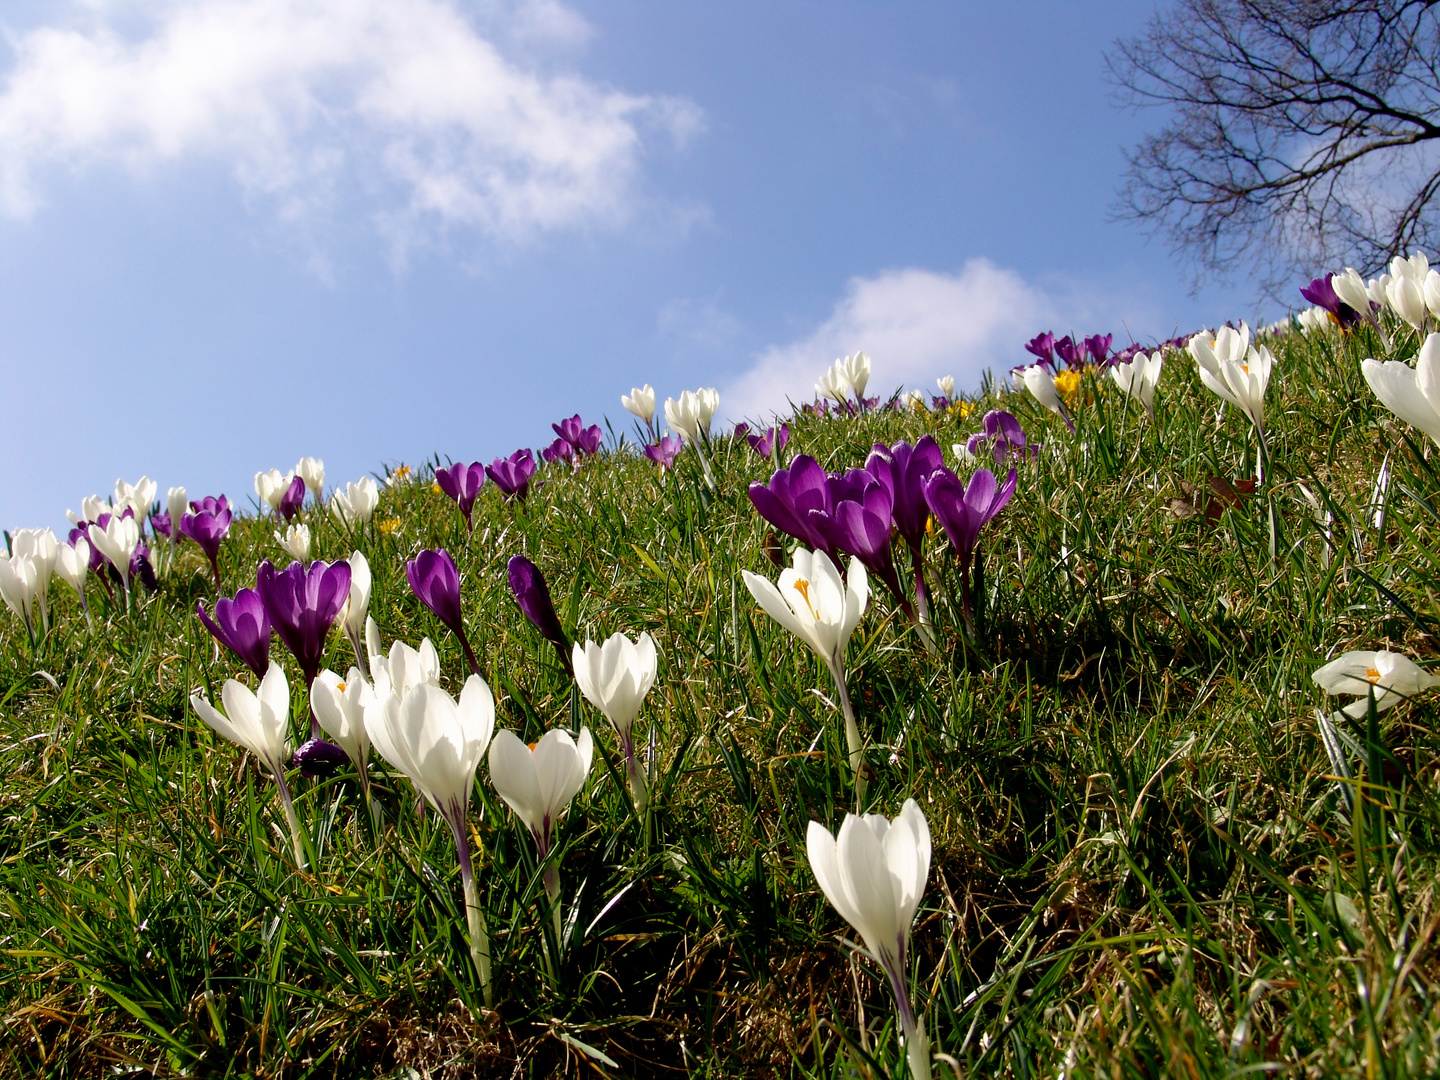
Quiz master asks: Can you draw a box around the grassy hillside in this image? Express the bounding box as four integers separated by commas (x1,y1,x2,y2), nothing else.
1,317,1437,1079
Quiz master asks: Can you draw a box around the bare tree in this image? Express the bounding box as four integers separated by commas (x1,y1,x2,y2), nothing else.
1111,0,1440,295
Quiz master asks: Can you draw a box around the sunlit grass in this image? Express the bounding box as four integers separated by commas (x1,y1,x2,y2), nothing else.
2,319,1439,1078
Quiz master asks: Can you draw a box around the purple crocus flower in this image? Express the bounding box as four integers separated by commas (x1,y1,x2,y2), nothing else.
406,548,482,676
256,558,352,738
732,422,750,441
292,736,352,778
922,465,1017,626
131,543,159,593
542,437,575,467
747,424,790,461
645,435,683,472
808,469,911,615
552,414,585,450
965,410,1040,465
576,424,604,456
748,455,839,565
435,461,487,532
507,555,572,676
1300,274,1362,328
197,587,271,677
931,396,951,412
1053,336,1084,371
486,449,536,503
278,475,307,521
181,496,233,591
1024,332,1056,365
150,510,173,540
866,437,944,616
1083,333,1113,366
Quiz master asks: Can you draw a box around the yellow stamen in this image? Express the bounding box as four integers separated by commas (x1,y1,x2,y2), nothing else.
337,681,347,693
792,577,820,619
1366,667,1382,683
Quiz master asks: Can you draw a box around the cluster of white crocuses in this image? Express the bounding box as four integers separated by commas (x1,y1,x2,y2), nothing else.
742,548,936,1078
189,619,663,1008
620,384,721,484
1109,350,1164,419
816,351,871,407
1361,329,1440,446
1187,323,1275,468
0,528,78,642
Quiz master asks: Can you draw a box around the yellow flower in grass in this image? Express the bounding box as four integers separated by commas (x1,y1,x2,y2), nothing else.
1053,369,1082,402
391,464,412,484
379,517,403,536
949,400,974,420
431,482,444,495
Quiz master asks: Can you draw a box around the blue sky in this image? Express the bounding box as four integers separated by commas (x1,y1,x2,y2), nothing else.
0,0,1268,531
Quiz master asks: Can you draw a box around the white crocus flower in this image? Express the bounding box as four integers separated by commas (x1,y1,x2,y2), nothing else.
664,391,706,443
489,725,594,945
11,528,57,631
330,477,379,526
1313,650,1440,718
166,486,187,540
364,675,496,1002
697,387,719,435
0,554,39,639
296,457,325,500
816,363,848,404
1333,268,1372,315
1361,332,1440,445
1388,273,1429,330
368,634,442,699
1393,251,1429,280
114,476,156,520
275,523,311,563
903,389,925,409
936,374,955,399
255,469,294,512
838,351,871,399
1021,364,1075,430
67,495,110,526
1298,307,1331,334
1424,270,1440,320
1109,350,1163,418
191,666,305,865
1188,325,1274,453
807,799,933,1080
742,549,869,783
88,514,140,596
55,538,90,609
663,390,719,486
573,631,658,810
311,667,371,799
337,551,371,667
621,384,656,427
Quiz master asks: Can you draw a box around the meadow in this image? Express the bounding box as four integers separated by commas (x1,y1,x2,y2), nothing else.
0,304,1436,1079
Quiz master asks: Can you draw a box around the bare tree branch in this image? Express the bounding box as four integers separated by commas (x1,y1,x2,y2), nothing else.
1110,0,1440,297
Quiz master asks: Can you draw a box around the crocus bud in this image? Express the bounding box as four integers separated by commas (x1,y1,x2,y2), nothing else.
406,548,481,676
508,555,572,674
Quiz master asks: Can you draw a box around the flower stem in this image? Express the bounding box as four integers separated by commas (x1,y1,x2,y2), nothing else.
829,662,865,806
272,767,306,871
884,957,931,1080
451,818,493,1008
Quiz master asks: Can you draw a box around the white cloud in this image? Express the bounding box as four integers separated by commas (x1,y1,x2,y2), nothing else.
721,260,1148,422
0,0,701,255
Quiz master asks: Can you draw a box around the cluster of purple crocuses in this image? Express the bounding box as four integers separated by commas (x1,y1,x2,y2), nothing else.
543,415,604,467
199,555,360,774
1017,330,1191,379
434,450,538,529
749,433,1018,635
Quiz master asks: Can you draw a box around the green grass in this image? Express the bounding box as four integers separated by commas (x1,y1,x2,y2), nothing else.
2,318,1440,1078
